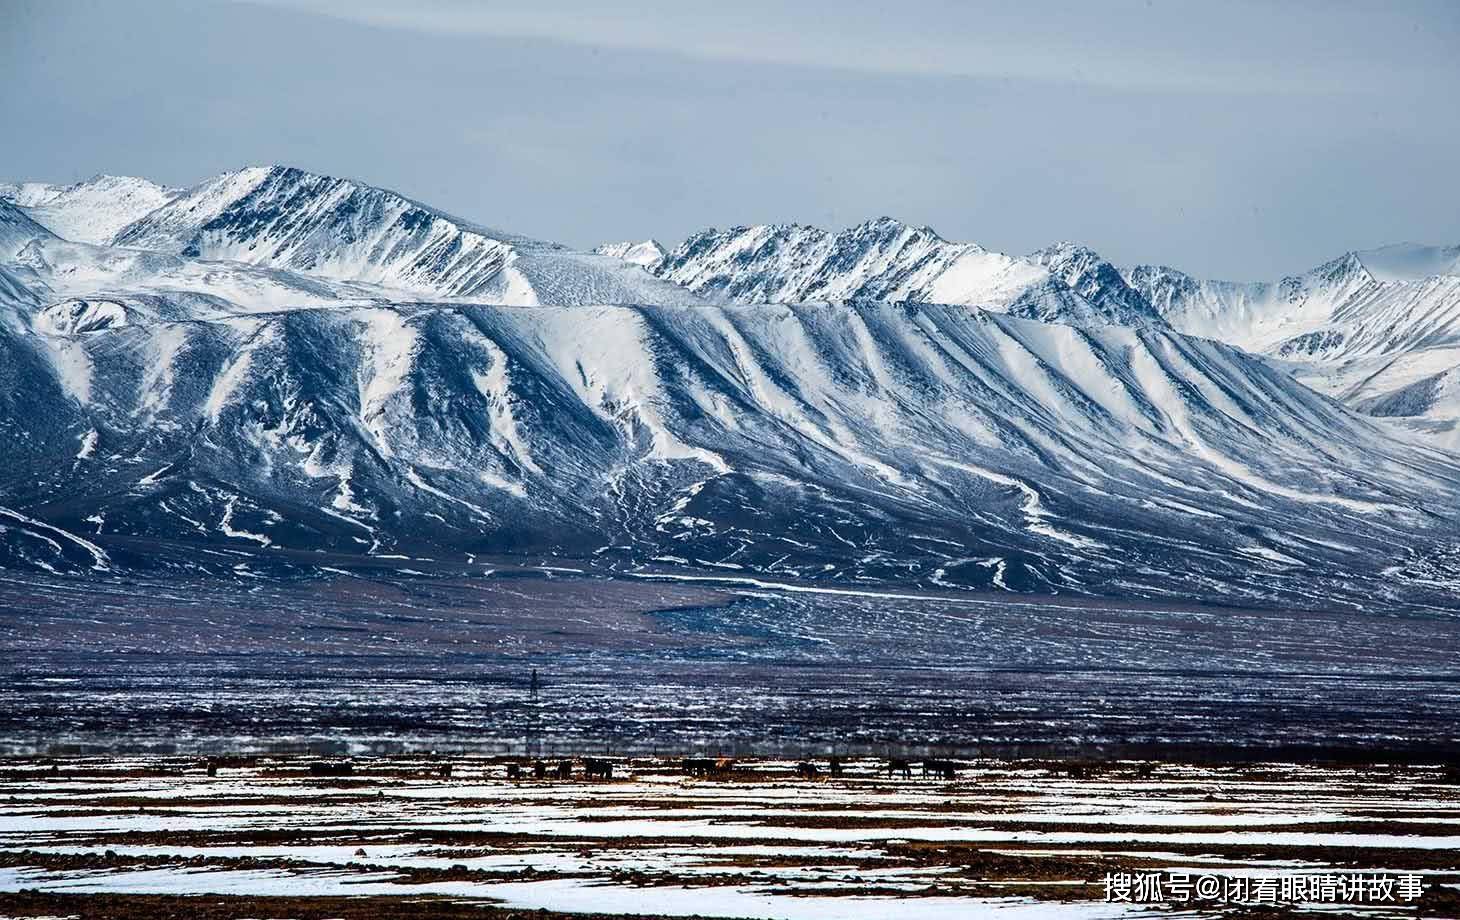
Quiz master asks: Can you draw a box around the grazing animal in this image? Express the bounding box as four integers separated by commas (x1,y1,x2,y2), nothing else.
533,760,547,779
1135,762,1157,779
714,757,736,775
438,763,453,778
556,759,573,780
506,762,521,780
681,757,716,777
205,761,218,777
922,759,958,780
796,761,820,779
584,757,614,780
309,761,353,777
828,757,844,776
886,758,912,779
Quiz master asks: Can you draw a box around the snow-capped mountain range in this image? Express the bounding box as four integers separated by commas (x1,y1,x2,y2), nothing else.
613,223,1460,448
2,165,1458,612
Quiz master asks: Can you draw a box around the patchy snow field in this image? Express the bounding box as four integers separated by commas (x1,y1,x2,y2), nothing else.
0,756,1456,919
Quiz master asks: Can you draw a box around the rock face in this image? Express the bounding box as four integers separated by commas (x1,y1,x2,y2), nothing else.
1,163,1458,612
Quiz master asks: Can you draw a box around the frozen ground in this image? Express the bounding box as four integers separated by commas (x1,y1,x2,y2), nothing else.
0,756,1456,919
2,566,1458,759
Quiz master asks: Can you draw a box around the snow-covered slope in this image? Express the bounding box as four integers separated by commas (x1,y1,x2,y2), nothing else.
0,200,55,259
0,175,181,245
1,299,1456,612
105,165,696,304
650,218,1166,327
594,239,667,268
1,231,395,331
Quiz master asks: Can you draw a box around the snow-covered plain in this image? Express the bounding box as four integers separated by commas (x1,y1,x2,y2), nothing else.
1,757,1454,919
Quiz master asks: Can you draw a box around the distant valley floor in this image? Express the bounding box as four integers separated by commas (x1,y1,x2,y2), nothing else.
3,560,1457,760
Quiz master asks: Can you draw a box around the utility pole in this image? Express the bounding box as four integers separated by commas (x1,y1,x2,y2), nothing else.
527,668,540,759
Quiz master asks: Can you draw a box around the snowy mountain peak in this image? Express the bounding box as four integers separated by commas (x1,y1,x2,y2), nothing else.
2,163,1460,608
112,163,531,266
1032,240,1098,260
850,215,944,239
1302,250,1375,290
593,238,667,268
1027,242,1165,327
96,164,694,305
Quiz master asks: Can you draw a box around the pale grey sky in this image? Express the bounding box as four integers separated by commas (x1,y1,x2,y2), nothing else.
3,0,1458,278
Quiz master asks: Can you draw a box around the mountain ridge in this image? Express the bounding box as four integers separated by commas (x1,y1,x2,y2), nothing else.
647,217,1174,330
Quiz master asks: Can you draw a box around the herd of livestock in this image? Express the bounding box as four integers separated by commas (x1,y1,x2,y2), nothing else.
193,756,1155,782
293,756,987,781
499,756,976,781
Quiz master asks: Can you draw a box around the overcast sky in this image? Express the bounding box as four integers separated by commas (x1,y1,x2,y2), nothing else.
3,0,1458,278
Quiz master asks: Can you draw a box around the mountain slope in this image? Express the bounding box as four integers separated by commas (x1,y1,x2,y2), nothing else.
650,218,1167,327
0,175,181,245
1,300,1455,612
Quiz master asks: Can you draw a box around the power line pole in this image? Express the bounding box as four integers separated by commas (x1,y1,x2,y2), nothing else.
527,668,540,759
